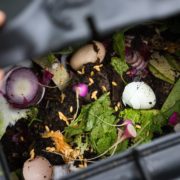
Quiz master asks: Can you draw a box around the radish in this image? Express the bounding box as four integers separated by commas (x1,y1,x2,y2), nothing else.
73,83,88,119
121,123,137,140
73,83,88,97
87,123,137,160
5,67,45,108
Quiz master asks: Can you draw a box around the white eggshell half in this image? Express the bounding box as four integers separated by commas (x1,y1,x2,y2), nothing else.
70,41,106,70
23,156,53,180
122,82,156,109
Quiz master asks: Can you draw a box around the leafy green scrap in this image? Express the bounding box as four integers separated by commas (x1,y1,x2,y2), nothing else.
161,78,180,112
149,52,177,84
119,109,160,144
111,32,129,83
65,93,117,155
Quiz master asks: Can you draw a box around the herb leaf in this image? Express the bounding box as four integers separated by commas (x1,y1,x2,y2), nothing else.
111,32,129,82
65,93,117,155
113,32,125,59
111,57,129,83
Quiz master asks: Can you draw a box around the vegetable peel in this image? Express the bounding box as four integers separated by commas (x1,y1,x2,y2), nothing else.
42,130,80,162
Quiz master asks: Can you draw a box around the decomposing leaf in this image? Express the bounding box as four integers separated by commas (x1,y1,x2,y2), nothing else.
34,55,70,90
161,79,180,112
149,52,176,84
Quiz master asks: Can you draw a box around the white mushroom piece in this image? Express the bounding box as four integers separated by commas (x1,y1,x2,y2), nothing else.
23,156,53,180
70,41,106,70
122,81,156,109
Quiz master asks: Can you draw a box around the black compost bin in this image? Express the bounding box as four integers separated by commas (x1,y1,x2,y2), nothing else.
0,0,180,180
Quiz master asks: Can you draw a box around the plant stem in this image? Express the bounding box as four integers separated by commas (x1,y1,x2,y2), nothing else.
73,91,80,120
120,74,127,84
89,112,124,127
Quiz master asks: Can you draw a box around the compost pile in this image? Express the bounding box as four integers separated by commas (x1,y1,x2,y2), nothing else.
0,17,180,179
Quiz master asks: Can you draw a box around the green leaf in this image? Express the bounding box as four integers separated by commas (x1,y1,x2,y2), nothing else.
65,105,91,137
119,109,160,144
111,57,129,82
65,93,117,155
113,32,125,59
111,32,129,82
161,79,180,112
47,54,57,66
155,101,180,128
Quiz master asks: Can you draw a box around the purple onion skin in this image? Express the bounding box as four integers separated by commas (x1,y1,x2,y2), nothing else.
169,112,180,126
125,36,150,74
73,83,88,97
42,70,54,85
5,67,45,108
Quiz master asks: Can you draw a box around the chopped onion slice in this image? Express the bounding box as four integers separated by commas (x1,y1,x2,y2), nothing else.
5,67,45,108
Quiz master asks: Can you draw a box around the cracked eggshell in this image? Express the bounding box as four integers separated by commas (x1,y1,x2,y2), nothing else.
70,41,106,70
122,82,156,109
23,156,53,180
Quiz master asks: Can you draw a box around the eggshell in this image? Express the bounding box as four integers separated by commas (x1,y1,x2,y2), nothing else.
122,82,156,109
23,156,53,180
70,41,106,70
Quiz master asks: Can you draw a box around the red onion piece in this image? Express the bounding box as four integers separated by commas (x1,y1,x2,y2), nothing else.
5,67,45,108
42,70,54,85
73,83,88,97
131,54,143,67
136,60,146,70
0,67,19,95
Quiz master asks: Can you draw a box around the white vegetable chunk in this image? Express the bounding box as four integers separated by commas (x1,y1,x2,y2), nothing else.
122,82,156,109
0,94,28,138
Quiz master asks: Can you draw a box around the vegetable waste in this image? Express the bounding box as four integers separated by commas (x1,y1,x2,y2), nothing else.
0,17,179,180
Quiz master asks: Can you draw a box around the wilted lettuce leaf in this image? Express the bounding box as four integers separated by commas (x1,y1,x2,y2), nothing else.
65,93,117,155
119,109,160,144
161,79,180,112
